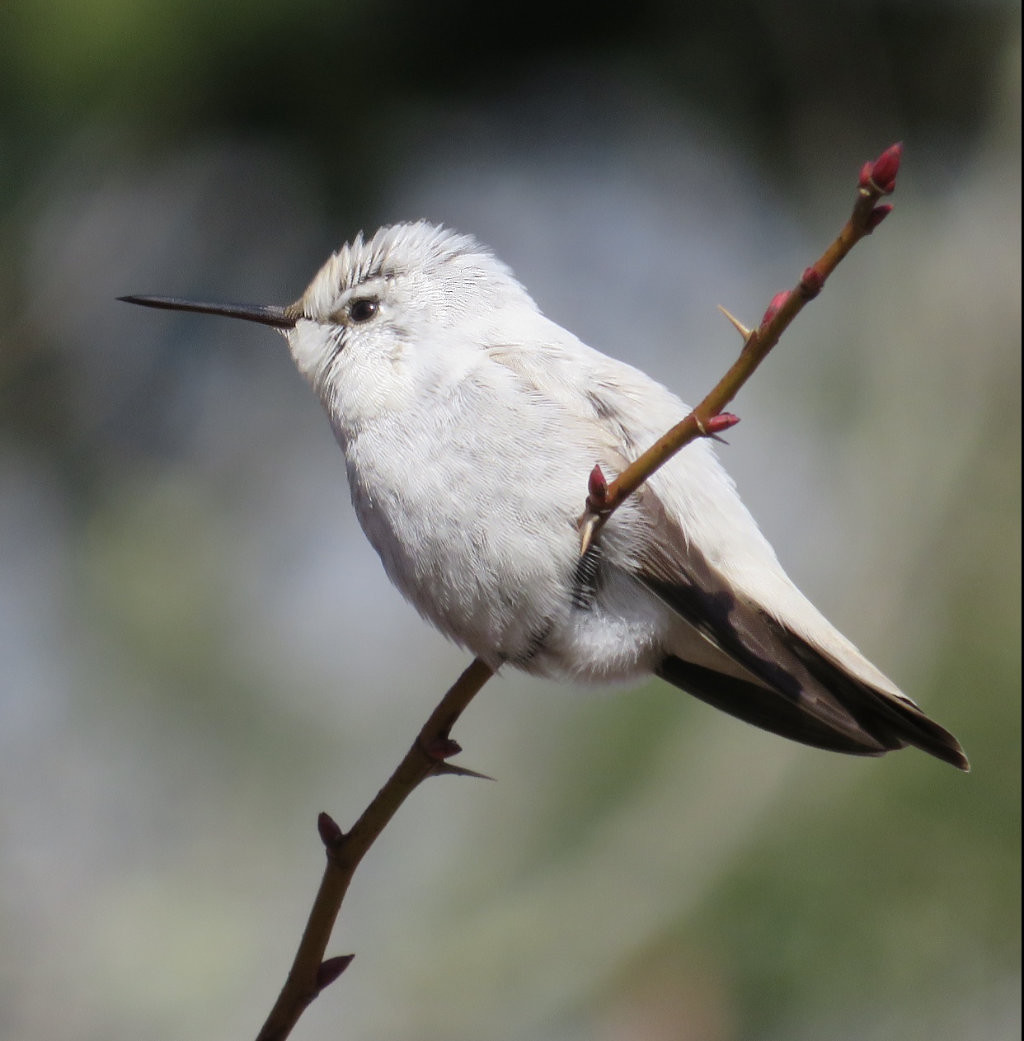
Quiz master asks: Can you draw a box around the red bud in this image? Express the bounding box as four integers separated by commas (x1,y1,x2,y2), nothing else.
425,736,462,760
587,463,610,511
800,267,824,299
869,142,902,193
761,290,790,326
706,413,740,435
865,204,893,232
316,955,354,992
317,812,344,847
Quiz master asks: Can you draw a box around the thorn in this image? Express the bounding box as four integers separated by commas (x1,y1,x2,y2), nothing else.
578,512,601,557
761,290,791,327
716,305,751,340
418,736,493,779
864,204,893,233
315,955,354,993
799,267,824,299
317,811,344,848
432,761,496,781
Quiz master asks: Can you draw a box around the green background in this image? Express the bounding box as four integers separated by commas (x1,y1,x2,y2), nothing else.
0,2,1019,1039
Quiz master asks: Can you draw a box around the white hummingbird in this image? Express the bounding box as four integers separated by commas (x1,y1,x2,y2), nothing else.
122,221,968,770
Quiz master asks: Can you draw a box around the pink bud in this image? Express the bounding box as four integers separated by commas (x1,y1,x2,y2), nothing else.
858,160,874,190
587,463,610,511
316,955,354,992
869,142,902,193
800,267,824,299
706,413,740,435
865,204,893,232
761,290,790,326
318,812,344,847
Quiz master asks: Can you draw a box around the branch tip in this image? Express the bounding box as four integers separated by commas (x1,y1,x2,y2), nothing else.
859,142,902,196
315,955,354,993
317,811,345,848
869,142,903,194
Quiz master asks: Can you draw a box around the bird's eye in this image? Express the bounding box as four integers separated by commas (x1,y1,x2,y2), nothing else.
348,297,379,323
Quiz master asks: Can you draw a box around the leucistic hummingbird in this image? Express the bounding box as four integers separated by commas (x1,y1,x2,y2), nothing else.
122,221,968,770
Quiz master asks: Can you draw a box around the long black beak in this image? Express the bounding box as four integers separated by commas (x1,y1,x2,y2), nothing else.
119,295,298,330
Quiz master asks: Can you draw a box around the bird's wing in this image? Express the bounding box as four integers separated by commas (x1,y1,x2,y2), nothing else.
634,490,968,769
485,333,967,769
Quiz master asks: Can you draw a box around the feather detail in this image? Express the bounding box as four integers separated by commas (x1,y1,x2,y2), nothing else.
636,499,968,769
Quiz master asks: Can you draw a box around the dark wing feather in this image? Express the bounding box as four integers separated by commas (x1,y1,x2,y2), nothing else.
651,579,969,769
657,656,890,756
633,489,969,770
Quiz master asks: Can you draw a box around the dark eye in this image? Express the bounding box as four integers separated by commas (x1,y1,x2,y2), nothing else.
349,297,379,323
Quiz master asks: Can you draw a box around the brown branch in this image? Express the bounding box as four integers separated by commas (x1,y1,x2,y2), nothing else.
255,656,494,1041
579,141,903,554
254,142,903,1040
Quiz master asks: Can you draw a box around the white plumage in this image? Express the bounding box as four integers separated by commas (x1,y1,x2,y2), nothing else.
124,221,968,769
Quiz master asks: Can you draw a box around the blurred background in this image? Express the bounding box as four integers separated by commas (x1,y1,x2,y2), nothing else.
0,1,1020,1039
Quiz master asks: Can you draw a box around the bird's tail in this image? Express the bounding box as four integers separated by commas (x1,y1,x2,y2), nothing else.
646,573,968,771
657,642,969,770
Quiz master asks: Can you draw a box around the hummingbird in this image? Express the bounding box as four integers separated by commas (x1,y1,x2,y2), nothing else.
122,221,968,770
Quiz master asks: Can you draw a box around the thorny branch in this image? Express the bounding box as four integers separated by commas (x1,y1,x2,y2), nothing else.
578,141,903,554
255,657,494,1041
254,142,904,1041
